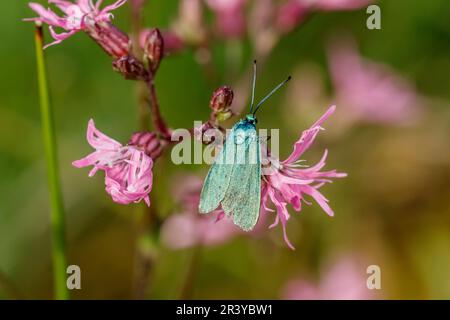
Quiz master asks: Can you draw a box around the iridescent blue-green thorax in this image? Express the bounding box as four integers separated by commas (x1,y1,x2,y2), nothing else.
245,114,257,125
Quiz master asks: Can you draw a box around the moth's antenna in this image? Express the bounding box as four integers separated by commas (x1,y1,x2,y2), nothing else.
253,76,291,115
249,60,257,113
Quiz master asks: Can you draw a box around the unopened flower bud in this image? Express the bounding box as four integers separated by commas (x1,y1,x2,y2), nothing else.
112,56,148,80
144,28,164,72
129,132,163,159
210,86,234,112
86,21,131,59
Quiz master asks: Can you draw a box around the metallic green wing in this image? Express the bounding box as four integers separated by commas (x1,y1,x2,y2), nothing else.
199,120,262,231
221,122,261,231
199,128,237,214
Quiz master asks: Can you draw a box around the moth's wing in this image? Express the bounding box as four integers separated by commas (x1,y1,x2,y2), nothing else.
221,126,261,231
199,129,236,214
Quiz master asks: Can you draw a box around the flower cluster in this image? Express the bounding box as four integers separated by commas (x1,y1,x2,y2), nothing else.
26,1,346,249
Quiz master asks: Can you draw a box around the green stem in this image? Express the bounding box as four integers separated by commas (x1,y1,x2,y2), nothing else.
34,24,69,300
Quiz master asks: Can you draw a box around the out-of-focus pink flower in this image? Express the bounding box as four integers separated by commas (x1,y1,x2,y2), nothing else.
282,255,375,299
172,0,207,45
73,119,153,206
205,0,246,38
310,0,373,11
249,0,277,57
161,175,240,249
275,0,309,33
25,0,127,48
275,0,372,34
262,105,347,250
328,38,422,124
162,211,241,249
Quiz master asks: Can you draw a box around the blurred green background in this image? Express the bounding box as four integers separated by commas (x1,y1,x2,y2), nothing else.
1,0,450,299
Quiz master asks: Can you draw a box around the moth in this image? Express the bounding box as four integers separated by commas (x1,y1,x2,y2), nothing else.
199,61,291,231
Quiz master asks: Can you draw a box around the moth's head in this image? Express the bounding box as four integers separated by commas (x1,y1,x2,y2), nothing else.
245,114,257,125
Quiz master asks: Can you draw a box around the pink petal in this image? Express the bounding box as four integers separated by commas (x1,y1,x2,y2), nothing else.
282,106,335,165
72,151,101,168
303,186,334,217
311,105,336,128
86,119,122,150
144,196,151,207
44,27,77,48
48,0,74,13
100,0,127,16
268,188,295,250
29,2,63,26
76,0,94,13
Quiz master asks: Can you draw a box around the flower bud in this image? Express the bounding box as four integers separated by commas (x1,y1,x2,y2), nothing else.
210,86,234,112
129,132,163,159
112,56,148,80
85,21,131,59
144,28,164,72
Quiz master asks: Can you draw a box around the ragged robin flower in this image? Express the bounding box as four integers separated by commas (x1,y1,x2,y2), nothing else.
72,119,160,206
261,105,347,249
25,0,127,49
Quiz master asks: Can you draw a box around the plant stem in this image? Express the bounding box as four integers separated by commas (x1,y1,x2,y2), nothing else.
146,75,171,139
130,0,150,131
34,24,69,300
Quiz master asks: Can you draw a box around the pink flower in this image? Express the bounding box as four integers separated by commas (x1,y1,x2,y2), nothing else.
328,38,422,124
275,0,372,33
73,119,153,206
161,211,240,249
275,0,309,33
310,0,373,11
25,0,127,48
205,0,247,38
172,0,207,44
262,105,346,249
282,255,376,300
161,175,240,249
